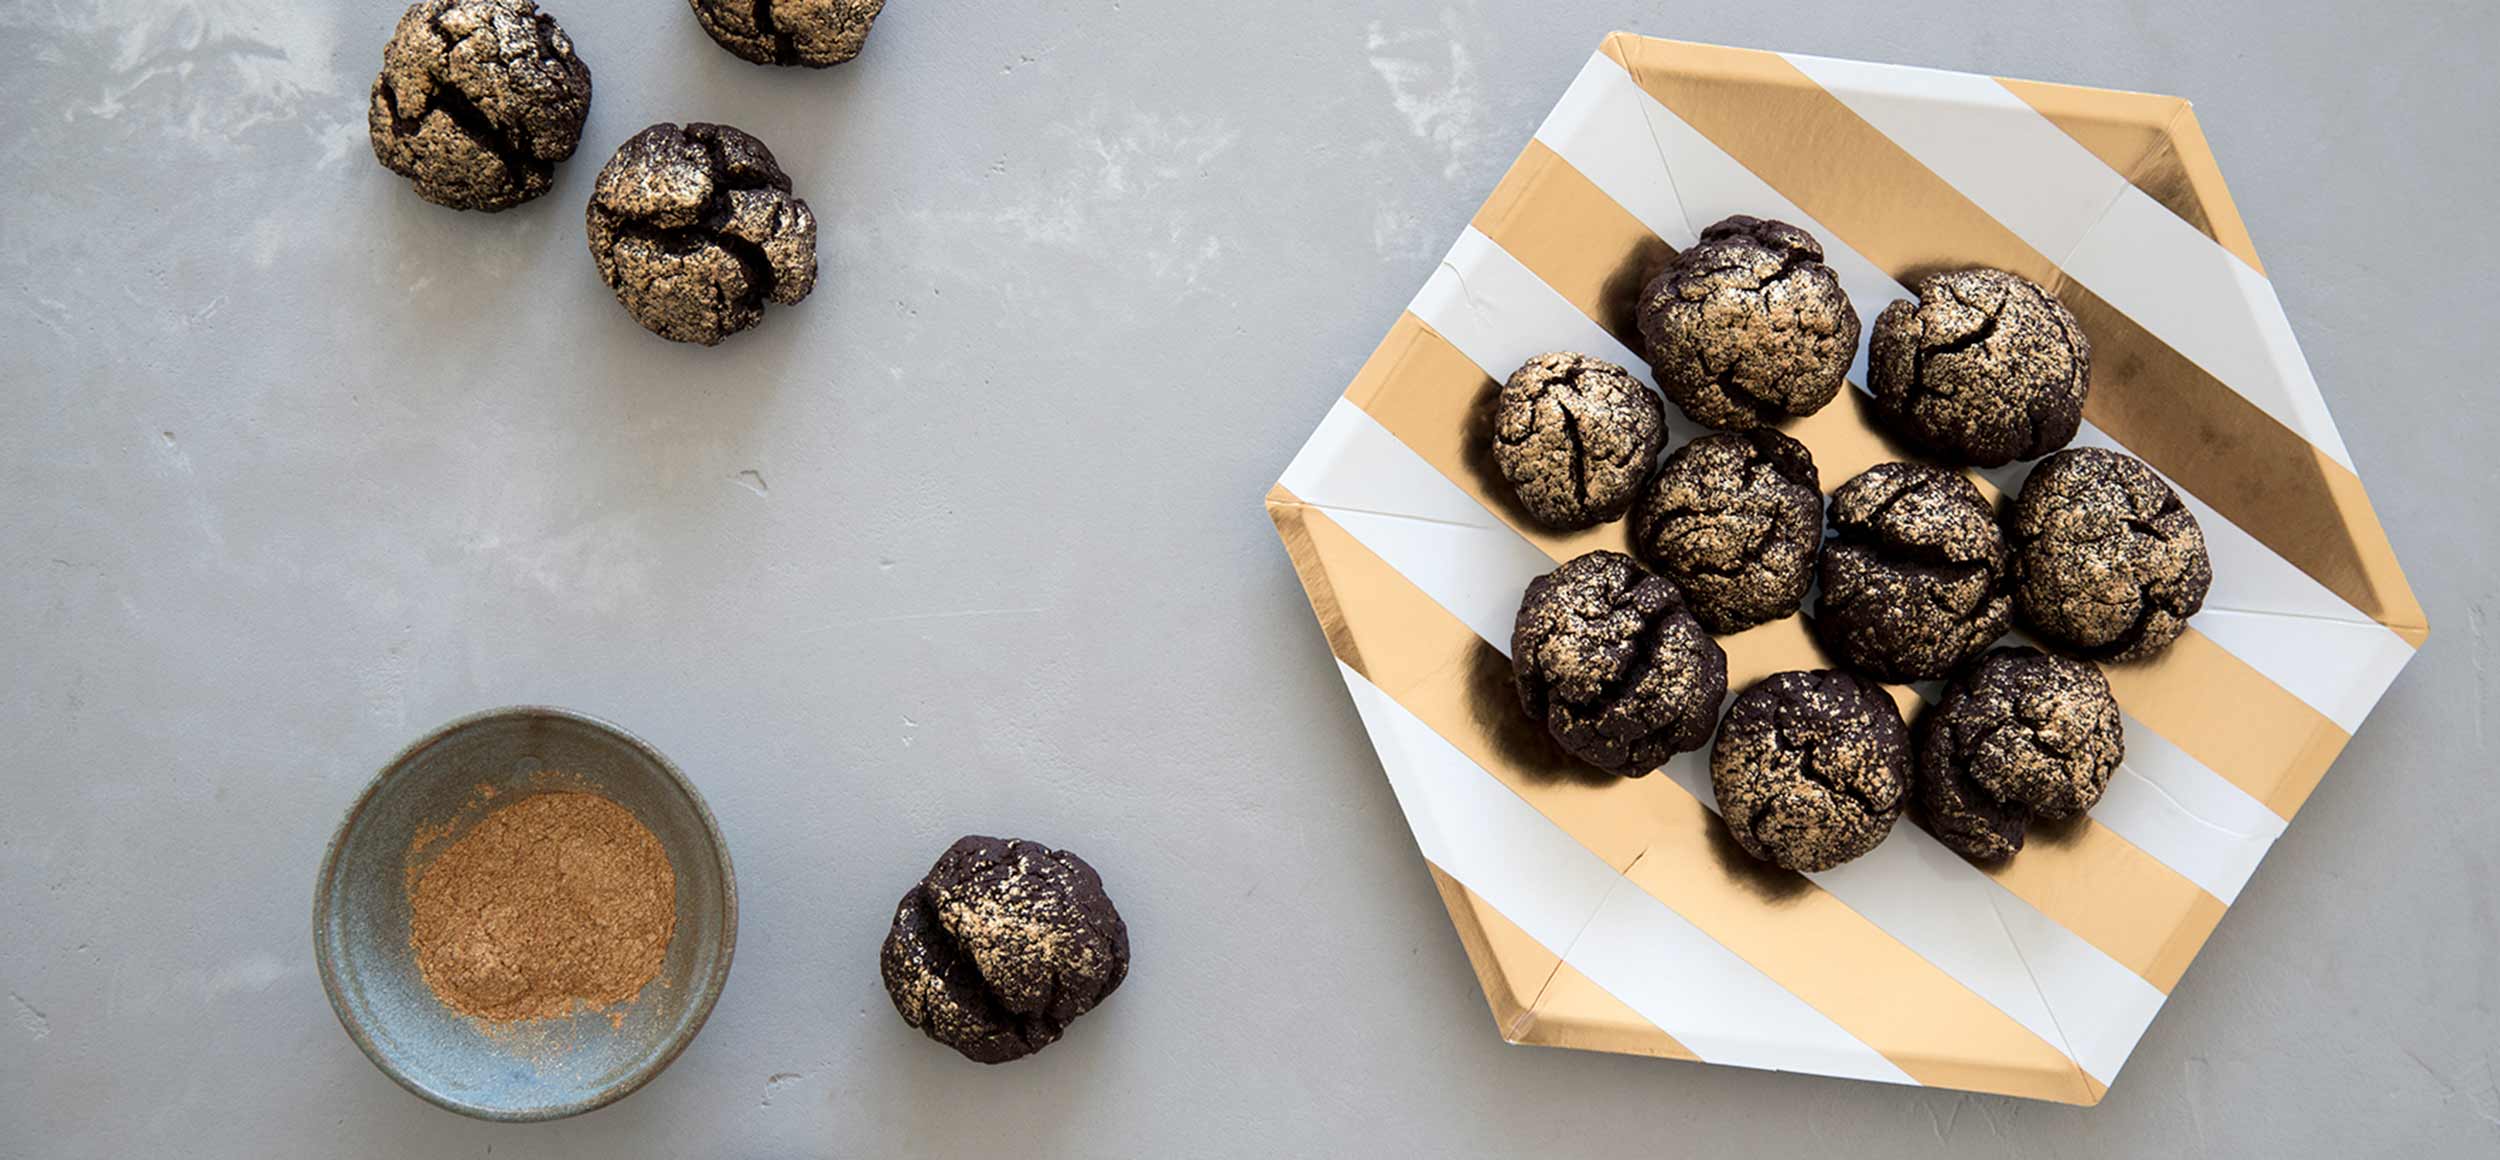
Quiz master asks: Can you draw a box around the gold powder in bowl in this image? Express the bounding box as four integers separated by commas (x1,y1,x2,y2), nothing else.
407,791,677,1022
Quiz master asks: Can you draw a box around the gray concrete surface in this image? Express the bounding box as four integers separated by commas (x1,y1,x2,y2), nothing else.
3,0,2495,1155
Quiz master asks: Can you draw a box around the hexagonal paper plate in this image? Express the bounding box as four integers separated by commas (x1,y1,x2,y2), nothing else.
1266,33,2425,1104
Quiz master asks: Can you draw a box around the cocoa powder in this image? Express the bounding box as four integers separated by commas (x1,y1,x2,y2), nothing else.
407,791,677,1022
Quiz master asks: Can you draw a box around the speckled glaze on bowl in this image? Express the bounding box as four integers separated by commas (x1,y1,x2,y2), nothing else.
314,706,736,1122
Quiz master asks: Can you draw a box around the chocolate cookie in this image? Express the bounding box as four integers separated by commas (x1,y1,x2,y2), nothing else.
1711,670,1910,873
690,0,884,67
880,835,1129,1065
586,123,819,345
2008,448,2212,661
1512,550,1728,776
1490,353,1667,530
368,0,592,211
1814,462,2013,682
1914,648,2125,861
1867,268,2090,467
1629,429,1822,635
1635,216,1860,431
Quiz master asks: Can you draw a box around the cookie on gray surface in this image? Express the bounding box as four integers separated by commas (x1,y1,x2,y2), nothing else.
586,123,819,345
368,0,592,212
690,0,885,67
1491,352,1667,531
1629,429,1822,635
1711,669,1910,873
1867,268,2090,467
1814,462,2013,683
1635,216,1860,431
880,835,1129,1065
2009,448,2212,662
1512,550,1728,776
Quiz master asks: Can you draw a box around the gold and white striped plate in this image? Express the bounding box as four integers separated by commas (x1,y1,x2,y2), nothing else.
1267,33,2425,1105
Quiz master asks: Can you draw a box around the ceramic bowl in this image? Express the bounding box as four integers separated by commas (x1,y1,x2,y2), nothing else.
313,706,736,1121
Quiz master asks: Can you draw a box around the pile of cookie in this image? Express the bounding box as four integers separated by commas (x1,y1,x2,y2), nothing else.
365,0,882,344
1502,216,2213,874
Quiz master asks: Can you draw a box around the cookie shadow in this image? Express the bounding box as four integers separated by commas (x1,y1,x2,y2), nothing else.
1462,640,1617,789
1460,379,1559,534
2024,810,2093,851
1604,237,1677,349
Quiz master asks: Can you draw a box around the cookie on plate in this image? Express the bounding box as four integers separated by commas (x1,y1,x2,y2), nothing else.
1635,216,1860,431
1867,268,2089,467
1913,647,2124,861
1512,550,1728,776
1629,429,1822,635
1711,669,1911,873
2009,448,2212,662
1814,462,2013,682
1491,353,1666,531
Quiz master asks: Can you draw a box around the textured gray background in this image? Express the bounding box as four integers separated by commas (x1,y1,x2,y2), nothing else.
2,0,2494,1155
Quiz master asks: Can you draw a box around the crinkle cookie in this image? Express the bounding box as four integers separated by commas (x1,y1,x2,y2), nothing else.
690,0,885,67
880,835,1129,1064
1867,268,2090,467
2008,448,2211,662
1814,463,2013,683
1711,669,1911,873
1914,647,2125,861
1490,352,1667,531
1635,216,1860,431
1630,429,1822,635
368,0,593,211
586,122,819,345
1512,551,1728,776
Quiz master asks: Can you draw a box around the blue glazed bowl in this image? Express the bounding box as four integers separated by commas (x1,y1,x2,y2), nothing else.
314,706,737,1122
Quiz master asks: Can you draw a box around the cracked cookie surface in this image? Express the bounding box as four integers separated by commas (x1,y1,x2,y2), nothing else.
1867,267,2090,467
1492,352,1666,531
1915,647,2123,859
691,0,884,67
586,122,818,345
1512,550,1728,776
368,0,592,211
1711,669,1910,873
880,835,1129,1065
2009,447,2211,662
1630,429,1822,635
1814,462,2012,683
1635,216,1860,431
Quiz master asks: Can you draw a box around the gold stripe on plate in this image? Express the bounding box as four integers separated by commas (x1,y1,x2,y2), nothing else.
1598,34,2424,646
1289,498,2101,1103
1992,78,2265,275
1333,317,2224,987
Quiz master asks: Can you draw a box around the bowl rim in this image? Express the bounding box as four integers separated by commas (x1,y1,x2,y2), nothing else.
311,704,739,1123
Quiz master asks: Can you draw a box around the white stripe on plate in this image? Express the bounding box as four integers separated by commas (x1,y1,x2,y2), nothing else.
1533,51,2412,728
1782,51,2355,471
2099,721,2288,904
1337,660,1917,1085
1302,402,2157,1083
